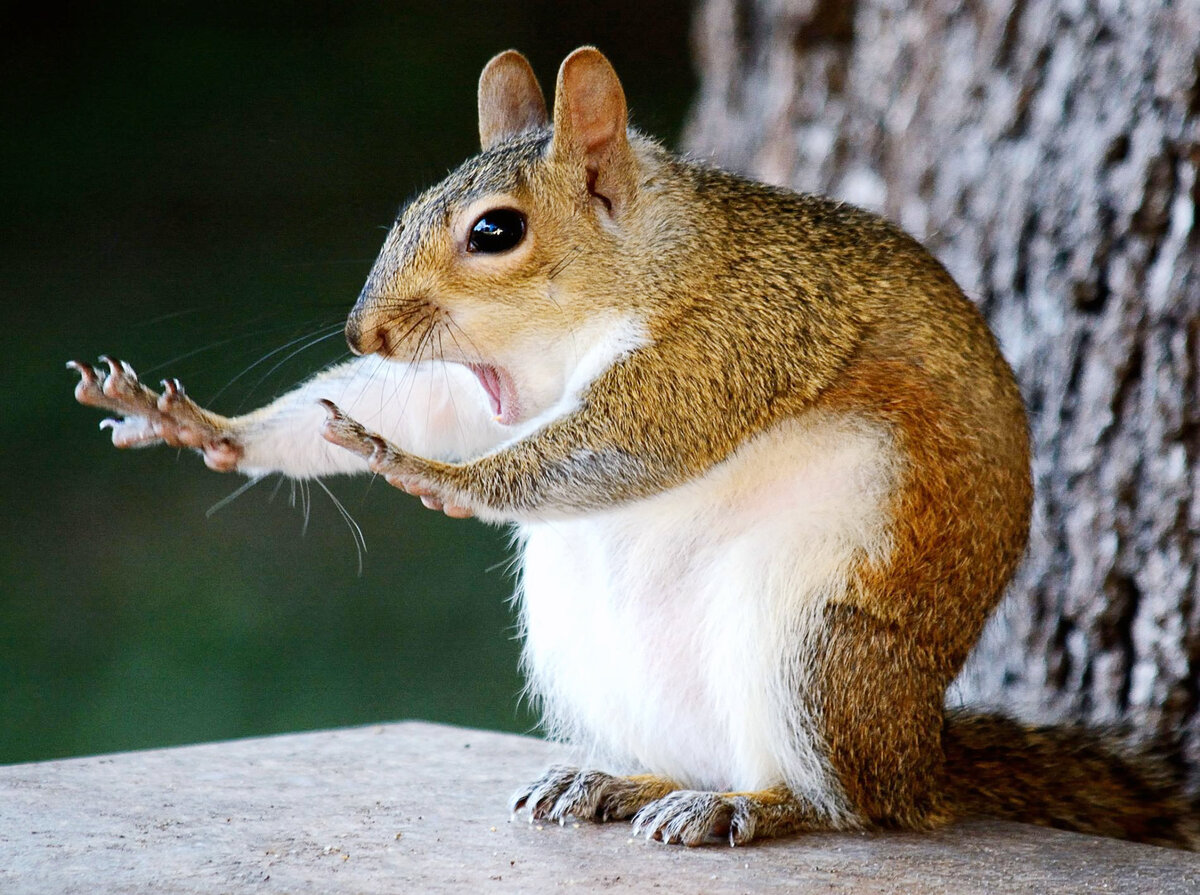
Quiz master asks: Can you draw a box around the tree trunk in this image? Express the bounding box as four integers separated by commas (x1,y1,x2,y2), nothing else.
686,0,1200,789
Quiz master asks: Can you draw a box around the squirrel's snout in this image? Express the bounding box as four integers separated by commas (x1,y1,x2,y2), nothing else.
344,313,383,356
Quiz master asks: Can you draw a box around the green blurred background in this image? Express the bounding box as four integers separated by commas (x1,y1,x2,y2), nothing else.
3,2,694,763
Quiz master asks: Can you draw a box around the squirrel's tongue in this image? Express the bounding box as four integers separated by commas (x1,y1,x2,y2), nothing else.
467,363,517,425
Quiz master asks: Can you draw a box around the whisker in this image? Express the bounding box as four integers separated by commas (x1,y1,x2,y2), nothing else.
441,328,475,452
232,328,347,411
315,478,367,576
447,319,486,365
394,313,436,350
425,357,434,458
408,318,436,382
209,322,346,405
134,307,205,328
547,246,582,281
143,319,329,376
539,253,584,364
342,351,390,420
205,475,266,517
434,330,461,442
395,320,438,425
278,257,379,269
443,324,471,364
485,553,523,577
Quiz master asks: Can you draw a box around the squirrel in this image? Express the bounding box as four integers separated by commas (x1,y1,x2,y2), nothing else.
69,47,1197,849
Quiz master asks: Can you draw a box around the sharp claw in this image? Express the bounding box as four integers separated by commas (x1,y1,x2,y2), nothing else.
99,418,117,430
68,361,98,389
320,405,377,460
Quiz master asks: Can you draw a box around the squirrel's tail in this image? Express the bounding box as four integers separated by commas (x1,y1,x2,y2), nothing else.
941,709,1198,850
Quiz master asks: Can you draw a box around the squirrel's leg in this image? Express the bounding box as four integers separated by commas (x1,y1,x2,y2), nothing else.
70,356,506,480
318,343,762,517
320,399,683,518
622,602,952,846
510,767,679,824
810,602,953,831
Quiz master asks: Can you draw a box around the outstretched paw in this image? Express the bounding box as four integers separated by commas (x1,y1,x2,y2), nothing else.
510,766,678,825
68,356,241,471
631,790,759,846
319,400,473,518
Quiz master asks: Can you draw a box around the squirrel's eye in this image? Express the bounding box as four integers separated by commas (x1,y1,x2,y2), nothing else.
468,209,525,254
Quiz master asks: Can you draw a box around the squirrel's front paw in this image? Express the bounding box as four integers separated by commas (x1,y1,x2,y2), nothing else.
68,357,242,471
319,400,473,518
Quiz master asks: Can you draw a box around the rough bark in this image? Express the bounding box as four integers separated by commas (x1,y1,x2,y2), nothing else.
686,0,1200,788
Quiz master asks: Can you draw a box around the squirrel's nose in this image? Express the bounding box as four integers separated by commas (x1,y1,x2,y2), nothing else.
344,312,383,356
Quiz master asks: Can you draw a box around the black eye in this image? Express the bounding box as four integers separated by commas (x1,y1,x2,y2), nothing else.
468,208,525,254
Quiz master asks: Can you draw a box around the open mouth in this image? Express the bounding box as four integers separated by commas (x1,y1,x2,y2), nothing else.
465,363,520,425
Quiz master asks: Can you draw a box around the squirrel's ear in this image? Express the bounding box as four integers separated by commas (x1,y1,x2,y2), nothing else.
550,47,635,211
478,50,548,150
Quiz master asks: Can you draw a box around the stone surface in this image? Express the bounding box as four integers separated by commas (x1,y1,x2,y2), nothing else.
1,721,1197,893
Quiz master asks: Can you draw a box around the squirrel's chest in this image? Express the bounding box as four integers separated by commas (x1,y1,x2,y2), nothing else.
515,411,900,792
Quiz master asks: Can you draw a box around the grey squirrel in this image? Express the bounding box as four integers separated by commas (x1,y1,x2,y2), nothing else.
70,47,1196,848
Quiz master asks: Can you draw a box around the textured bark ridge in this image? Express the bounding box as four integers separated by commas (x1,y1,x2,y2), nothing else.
686,0,1200,788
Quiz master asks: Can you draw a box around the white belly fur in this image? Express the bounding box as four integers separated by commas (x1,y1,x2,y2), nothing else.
515,410,900,822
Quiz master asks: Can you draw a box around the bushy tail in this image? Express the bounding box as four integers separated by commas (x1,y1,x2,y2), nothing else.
942,709,1198,850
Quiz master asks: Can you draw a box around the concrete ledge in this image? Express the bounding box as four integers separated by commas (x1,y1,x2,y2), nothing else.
1,721,1196,893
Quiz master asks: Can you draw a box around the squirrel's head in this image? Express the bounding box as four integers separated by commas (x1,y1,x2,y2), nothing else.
346,47,659,427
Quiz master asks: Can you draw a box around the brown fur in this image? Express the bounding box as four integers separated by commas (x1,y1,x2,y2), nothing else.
807,353,1026,829
74,46,1198,849
320,49,1198,847
943,712,1198,848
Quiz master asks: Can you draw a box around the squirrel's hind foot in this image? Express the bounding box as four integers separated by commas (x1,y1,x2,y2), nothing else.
631,790,757,846
631,785,825,846
510,765,677,825
510,769,822,846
